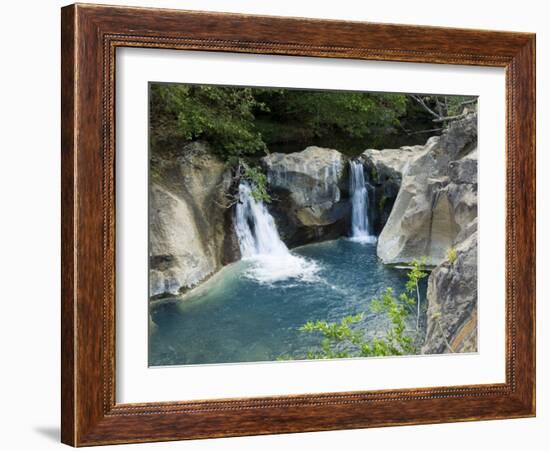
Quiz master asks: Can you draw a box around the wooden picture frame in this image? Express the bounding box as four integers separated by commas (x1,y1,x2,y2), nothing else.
61,3,536,446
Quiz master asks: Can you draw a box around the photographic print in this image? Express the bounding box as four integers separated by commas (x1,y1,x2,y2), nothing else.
148,83,478,366
61,6,536,443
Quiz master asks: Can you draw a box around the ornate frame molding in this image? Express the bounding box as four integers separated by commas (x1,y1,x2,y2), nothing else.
61,4,535,446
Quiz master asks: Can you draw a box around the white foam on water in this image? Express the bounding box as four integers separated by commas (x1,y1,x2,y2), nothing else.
349,235,377,244
242,254,321,285
234,181,321,284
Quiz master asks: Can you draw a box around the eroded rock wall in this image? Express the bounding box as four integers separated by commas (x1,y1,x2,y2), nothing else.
149,142,240,298
373,114,478,266
422,224,478,353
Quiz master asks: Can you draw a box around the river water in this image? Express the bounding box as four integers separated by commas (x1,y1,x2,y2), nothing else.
149,174,424,366
149,238,416,366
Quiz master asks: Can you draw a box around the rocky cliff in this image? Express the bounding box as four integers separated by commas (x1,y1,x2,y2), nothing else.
262,146,351,247
360,114,478,354
422,167,478,353
367,114,478,266
422,223,478,353
149,142,240,298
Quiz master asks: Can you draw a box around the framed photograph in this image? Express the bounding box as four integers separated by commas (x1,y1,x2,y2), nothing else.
61,3,536,446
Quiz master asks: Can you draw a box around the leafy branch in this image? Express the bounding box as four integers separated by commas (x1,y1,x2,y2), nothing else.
404,257,428,330
242,162,271,203
294,259,428,360
215,160,272,209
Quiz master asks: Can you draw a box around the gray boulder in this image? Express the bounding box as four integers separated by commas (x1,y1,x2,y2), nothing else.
262,146,350,246
362,144,425,183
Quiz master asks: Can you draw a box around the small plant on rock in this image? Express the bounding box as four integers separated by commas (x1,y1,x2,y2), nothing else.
447,247,458,264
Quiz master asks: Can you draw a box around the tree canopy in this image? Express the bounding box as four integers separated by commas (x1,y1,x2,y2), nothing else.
150,84,267,161
150,83,476,161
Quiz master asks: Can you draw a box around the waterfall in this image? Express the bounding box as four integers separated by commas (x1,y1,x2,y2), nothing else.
234,181,320,283
235,182,290,258
349,161,376,243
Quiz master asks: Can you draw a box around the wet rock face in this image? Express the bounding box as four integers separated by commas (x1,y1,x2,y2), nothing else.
149,142,239,298
262,146,351,246
374,114,478,266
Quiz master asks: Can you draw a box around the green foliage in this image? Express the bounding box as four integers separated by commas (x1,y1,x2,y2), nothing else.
369,288,416,355
447,247,458,264
150,83,412,159
296,261,429,360
242,162,272,203
150,83,267,159
405,258,428,298
370,165,379,183
410,95,477,121
254,89,408,148
445,96,477,116
299,314,365,359
404,257,428,331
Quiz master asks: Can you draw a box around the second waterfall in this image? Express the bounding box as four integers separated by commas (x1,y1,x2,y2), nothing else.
349,160,376,243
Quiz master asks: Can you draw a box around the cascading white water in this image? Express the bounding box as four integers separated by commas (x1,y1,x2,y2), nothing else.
349,161,376,243
234,181,320,283
235,182,290,258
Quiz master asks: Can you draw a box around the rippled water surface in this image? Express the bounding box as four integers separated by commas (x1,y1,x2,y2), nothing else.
149,239,415,366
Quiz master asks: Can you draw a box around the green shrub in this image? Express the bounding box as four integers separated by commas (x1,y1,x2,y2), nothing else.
242,163,271,203
447,247,457,264
295,259,428,360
